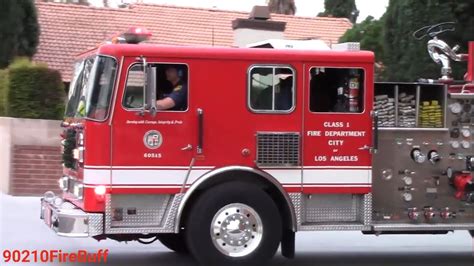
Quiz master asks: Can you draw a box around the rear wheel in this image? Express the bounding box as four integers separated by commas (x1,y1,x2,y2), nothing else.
157,233,188,254
185,182,282,265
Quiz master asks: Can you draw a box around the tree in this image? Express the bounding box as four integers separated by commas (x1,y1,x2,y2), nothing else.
268,0,296,15
0,1,19,68
17,0,40,58
0,0,39,69
318,0,359,23
340,16,384,61
340,16,385,80
383,0,474,81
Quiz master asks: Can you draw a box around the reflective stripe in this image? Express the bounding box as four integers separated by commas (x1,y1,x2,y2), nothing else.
83,168,371,187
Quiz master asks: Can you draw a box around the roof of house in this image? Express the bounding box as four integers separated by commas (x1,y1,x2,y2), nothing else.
34,1,352,81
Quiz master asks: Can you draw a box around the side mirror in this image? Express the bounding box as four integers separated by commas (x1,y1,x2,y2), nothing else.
145,66,157,117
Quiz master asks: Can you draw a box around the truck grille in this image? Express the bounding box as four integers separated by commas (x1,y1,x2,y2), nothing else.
256,132,300,166
62,128,77,170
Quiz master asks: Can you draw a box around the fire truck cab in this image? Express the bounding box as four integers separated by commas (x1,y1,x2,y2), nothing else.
40,27,474,265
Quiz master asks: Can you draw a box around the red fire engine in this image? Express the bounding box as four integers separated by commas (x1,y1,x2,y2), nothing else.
41,24,474,265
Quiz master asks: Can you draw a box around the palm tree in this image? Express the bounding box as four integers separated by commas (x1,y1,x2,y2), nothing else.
267,0,296,15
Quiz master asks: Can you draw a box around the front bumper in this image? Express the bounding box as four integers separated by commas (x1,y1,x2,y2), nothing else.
40,197,103,237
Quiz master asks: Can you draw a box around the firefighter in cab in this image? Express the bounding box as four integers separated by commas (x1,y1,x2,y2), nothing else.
156,65,188,111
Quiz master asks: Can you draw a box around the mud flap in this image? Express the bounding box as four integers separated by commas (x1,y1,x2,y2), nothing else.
281,229,295,259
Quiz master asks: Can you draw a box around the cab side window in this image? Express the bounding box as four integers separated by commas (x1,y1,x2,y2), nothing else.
123,63,189,111
248,66,295,113
309,67,364,113
123,64,144,109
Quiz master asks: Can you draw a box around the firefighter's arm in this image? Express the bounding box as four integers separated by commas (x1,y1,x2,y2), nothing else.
156,97,176,110
157,84,187,110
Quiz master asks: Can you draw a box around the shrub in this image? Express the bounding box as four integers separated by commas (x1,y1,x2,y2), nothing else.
2,58,65,119
0,69,8,116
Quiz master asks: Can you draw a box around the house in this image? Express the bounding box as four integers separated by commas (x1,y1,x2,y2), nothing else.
34,1,352,82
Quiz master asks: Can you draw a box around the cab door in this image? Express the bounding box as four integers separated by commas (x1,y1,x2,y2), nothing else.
110,57,195,192
302,64,374,194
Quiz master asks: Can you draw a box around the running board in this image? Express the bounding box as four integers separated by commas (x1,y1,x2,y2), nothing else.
362,230,449,235
298,223,474,232
299,223,370,231
372,223,474,231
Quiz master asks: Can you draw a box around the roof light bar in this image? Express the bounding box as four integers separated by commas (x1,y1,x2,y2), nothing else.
121,27,152,44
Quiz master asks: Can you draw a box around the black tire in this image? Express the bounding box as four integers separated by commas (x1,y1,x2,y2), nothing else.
185,181,282,266
157,233,188,254
469,230,474,237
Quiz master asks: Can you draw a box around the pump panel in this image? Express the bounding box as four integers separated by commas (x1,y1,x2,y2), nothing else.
372,83,474,226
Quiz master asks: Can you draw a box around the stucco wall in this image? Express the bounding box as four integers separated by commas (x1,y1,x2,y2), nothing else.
0,117,61,194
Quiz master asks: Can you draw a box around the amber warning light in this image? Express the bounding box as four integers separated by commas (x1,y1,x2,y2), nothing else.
111,27,152,44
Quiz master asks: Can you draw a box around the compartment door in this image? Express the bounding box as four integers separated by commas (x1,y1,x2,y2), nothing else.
111,57,195,193
302,65,373,194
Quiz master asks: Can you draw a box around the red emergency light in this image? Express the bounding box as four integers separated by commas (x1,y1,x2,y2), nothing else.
120,27,152,44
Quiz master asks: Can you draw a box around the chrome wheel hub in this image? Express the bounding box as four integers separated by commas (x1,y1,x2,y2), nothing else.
211,203,263,257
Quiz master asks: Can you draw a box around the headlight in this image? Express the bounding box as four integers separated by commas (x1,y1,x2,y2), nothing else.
73,147,85,163
73,183,84,199
77,132,84,146
60,139,66,153
58,176,69,191
53,197,64,207
43,191,55,203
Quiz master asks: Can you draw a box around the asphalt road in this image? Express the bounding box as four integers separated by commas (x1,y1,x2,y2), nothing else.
0,194,472,266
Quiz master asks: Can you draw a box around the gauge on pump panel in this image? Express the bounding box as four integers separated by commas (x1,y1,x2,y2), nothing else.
402,193,413,202
461,140,470,149
451,141,460,149
403,176,413,186
461,128,471,138
450,128,460,138
449,102,462,114
381,169,393,181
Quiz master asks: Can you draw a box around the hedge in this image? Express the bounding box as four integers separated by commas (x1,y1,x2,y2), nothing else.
0,69,8,116
0,58,65,119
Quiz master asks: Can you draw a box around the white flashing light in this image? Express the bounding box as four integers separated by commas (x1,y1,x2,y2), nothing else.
94,185,107,196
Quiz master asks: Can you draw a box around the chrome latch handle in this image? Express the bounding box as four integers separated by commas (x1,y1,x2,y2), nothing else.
358,145,371,150
181,144,193,151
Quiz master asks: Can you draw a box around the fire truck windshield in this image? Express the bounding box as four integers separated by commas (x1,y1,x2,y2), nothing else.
65,57,94,118
65,56,117,121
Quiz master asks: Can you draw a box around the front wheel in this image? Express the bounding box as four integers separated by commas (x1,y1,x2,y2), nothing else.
185,182,282,265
